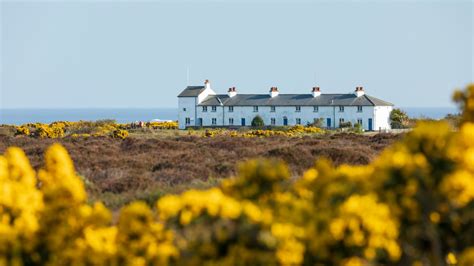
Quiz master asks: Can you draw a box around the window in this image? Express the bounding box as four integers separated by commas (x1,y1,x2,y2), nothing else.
202,106,208,112
183,108,187,111
185,117,191,125
296,106,301,112
253,106,259,112
211,106,217,112
313,106,318,112
270,106,276,112
229,118,234,125
229,106,234,112
296,118,301,125
271,118,276,125
212,118,217,125
357,106,363,112
339,106,344,112
339,118,345,124
357,119,363,125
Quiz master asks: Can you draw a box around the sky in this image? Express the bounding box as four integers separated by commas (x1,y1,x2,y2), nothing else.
1,0,473,108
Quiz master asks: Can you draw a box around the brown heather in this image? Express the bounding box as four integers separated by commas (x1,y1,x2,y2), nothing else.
0,133,400,209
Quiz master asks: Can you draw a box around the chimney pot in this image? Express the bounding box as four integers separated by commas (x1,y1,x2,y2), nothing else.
354,86,365,97
270,87,279,97
204,79,211,90
312,86,321,97
228,86,237,97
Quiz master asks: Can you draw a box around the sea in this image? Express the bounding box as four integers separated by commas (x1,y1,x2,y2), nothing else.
0,107,459,125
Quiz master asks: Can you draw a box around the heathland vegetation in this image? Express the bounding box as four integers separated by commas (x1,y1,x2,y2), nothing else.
0,84,473,265
0,131,398,209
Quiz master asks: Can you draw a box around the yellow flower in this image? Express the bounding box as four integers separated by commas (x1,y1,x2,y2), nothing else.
446,252,457,265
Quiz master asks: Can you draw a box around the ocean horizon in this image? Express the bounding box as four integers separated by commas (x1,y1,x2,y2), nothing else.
0,107,459,125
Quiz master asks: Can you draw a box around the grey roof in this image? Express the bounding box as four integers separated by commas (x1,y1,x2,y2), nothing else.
199,93,393,106
178,86,206,97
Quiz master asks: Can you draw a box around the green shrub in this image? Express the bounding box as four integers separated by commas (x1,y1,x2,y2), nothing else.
339,121,352,128
390,108,409,129
309,118,324,128
353,123,363,133
251,115,264,127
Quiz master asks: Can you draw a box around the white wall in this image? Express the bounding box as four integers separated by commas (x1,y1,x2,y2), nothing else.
177,97,196,129
197,87,216,104
334,106,375,130
179,94,389,131
194,105,377,130
196,105,224,126
374,106,393,131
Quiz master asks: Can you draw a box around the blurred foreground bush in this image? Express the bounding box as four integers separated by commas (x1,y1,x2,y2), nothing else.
1,84,474,265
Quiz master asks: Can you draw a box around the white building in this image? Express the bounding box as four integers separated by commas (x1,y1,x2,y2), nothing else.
178,80,393,131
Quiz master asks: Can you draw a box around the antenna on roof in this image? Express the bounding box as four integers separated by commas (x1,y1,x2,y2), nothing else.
186,66,190,86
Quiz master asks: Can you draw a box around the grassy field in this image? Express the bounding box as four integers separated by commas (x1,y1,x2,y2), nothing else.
0,128,401,209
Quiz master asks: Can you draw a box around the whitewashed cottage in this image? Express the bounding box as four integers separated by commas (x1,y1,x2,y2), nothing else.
178,80,393,130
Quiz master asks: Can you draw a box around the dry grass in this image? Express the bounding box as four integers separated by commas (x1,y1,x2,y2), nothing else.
0,132,401,209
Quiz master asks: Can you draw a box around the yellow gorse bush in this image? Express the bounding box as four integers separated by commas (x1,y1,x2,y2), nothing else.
11,120,180,139
14,126,30,136
202,125,324,138
1,84,474,265
110,129,129,140
147,121,178,129
0,144,177,266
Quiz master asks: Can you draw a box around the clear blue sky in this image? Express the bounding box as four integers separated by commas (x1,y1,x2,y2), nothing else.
1,0,472,108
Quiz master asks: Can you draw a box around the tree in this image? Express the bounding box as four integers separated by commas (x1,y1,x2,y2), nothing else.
390,108,409,129
251,115,264,127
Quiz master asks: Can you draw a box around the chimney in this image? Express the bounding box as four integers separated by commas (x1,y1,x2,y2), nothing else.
228,87,237,97
270,87,279,97
312,86,321,97
204,79,211,90
355,86,365,97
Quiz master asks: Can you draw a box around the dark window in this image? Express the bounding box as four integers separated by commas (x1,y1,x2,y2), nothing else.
271,118,276,125
357,106,363,112
229,118,234,125
313,106,318,112
211,106,217,112
229,106,234,112
339,106,344,112
212,118,217,125
270,106,276,112
253,106,259,112
339,118,345,124
296,118,301,125
185,117,191,125
202,106,207,112
357,119,363,125
183,108,187,111
296,106,301,112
